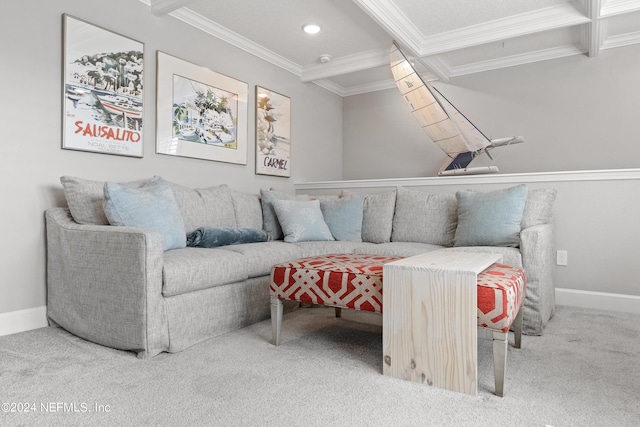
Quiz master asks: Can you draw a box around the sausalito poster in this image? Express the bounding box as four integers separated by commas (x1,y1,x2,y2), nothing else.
62,15,144,157
255,86,291,177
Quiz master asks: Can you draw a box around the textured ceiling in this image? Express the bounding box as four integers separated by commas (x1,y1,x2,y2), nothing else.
143,0,640,96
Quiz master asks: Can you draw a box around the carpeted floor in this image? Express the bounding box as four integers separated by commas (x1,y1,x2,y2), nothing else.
1,305,639,426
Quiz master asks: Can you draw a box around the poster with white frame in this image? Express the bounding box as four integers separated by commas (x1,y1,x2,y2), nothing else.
255,86,291,177
62,14,144,157
156,51,248,165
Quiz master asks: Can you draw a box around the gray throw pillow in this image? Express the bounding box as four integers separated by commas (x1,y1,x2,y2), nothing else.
168,182,236,234
392,187,458,246
359,191,396,243
60,175,153,225
231,190,263,229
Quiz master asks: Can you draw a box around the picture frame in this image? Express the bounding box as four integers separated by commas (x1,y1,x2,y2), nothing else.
255,86,291,177
156,52,248,165
62,14,144,157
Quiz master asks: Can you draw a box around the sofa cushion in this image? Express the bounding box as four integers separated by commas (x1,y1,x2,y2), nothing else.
392,187,457,246
273,199,334,243
454,184,528,247
162,248,248,297
437,246,523,270
293,241,360,258
168,182,236,234
319,194,365,242
223,241,303,278
186,227,268,248
103,176,186,251
354,242,443,258
260,189,309,240
60,175,154,225
522,188,557,228
359,191,396,244
231,190,263,229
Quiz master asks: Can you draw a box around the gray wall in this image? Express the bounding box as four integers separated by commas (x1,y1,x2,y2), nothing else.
296,173,640,298
343,43,640,178
339,43,640,307
0,0,343,315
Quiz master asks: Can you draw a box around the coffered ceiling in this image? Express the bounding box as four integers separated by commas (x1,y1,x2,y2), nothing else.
142,0,640,96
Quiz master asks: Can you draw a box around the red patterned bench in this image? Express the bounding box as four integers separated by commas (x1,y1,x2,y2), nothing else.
269,253,526,396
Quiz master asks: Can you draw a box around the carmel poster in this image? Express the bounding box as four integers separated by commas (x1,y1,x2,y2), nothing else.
255,86,291,177
62,15,144,157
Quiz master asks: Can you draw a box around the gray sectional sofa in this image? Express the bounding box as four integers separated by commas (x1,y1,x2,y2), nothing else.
45,176,556,358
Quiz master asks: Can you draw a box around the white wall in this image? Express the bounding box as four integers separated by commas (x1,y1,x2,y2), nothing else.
0,0,343,319
343,44,640,178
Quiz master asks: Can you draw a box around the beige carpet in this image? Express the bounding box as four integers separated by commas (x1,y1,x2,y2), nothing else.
1,305,639,426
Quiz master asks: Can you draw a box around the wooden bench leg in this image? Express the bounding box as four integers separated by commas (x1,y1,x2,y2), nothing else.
271,297,283,346
492,331,508,397
513,307,523,349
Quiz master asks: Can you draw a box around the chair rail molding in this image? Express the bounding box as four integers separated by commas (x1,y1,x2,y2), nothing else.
294,168,640,191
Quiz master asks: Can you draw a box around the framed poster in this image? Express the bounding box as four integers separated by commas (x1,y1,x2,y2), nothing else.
255,86,291,177
62,14,144,157
156,52,248,165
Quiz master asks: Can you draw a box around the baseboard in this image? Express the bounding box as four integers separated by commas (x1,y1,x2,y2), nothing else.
555,288,640,314
0,305,48,336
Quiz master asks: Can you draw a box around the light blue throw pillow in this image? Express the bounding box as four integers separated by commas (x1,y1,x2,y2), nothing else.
260,189,309,241
272,199,334,243
320,194,365,241
454,184,528,247
103,176,186,251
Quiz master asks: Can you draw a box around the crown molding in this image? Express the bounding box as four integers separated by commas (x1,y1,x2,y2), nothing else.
601,0,640,17
449,44,586,77
149,0,196,16
311,79,346,97
342,80,397,97
353,0,424,53
300,48,389,82
138,0,302,76
601,29,640,49
418,56,451,82
170,7,301,76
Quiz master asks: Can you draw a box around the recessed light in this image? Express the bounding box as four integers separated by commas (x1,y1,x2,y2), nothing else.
302,24,321,34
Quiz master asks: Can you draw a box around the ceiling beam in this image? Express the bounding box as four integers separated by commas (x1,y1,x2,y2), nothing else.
586,0,604,57
149,0,197,16
300,48,388,83
417,3,591,57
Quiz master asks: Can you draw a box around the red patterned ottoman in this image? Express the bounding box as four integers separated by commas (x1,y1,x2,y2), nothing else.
269,254,402,345
269,254,526,397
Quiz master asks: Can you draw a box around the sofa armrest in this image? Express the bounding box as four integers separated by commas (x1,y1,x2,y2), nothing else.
519,223,556,335
45,208,168,357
